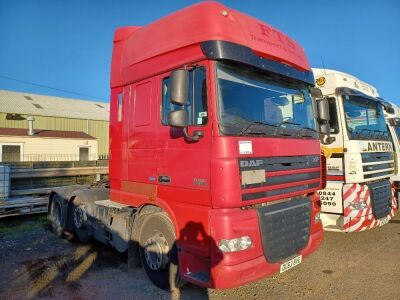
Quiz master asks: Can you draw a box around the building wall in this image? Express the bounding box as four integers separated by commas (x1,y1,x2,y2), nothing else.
0,135,98,162
0,113,109,156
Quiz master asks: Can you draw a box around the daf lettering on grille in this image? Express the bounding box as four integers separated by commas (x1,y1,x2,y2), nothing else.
240,160,264,168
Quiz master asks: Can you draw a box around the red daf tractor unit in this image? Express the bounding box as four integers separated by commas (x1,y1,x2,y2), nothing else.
48,2,330,290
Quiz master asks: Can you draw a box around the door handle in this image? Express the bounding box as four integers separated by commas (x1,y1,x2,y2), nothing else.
158,175,171,184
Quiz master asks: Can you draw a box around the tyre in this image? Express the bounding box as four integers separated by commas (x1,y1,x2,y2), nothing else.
48,196,63,237
139,212,185,290
128,215,145,269
71,198,91,243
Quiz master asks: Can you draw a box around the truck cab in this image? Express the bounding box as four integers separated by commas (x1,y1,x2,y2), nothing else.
313,68,397,232
49,2,326,290
384,103,400,205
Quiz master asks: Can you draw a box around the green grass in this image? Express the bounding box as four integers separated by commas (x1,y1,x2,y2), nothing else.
0,215,47,235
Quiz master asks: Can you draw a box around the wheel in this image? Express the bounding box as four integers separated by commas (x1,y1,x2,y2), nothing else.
139,213,185,290
128,215,145,269
48,197,63,237
71,198,91,243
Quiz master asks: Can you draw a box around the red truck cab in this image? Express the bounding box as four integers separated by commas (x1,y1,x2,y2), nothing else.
49,1,326,291
109,2,324,289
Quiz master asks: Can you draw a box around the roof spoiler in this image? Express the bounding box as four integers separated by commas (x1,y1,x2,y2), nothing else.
336,87,394,114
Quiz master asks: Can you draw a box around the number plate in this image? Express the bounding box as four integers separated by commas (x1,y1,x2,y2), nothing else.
378,216,389,226
280,255,302,273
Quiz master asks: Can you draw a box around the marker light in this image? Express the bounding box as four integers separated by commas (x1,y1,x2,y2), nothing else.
218,236,252,252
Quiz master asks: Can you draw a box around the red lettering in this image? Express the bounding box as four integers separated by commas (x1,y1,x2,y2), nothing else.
258,23,272,36
286,37,296,49
271,28,284,43
259,22,297,50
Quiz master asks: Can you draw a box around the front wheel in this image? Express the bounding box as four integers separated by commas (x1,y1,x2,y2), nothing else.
139,213,185,291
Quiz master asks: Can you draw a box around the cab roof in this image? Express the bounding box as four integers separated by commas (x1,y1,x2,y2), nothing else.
111,2,310,88
312,68,379,98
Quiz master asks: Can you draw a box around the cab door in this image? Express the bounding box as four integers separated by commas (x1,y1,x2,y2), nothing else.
156,64,212,207
125,79,158,188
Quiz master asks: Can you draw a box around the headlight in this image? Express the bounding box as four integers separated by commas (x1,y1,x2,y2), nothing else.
218,236,252,252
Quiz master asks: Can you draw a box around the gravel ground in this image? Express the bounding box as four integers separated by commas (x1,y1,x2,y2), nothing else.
0,213,399,300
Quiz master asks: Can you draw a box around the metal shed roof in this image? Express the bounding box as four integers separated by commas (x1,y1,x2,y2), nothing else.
0,90,110,121
0,127,96,139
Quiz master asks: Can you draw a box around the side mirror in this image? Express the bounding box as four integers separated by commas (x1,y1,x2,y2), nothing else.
170,69,189,105
310,87,324,100
319,123,332,145
383,104,395,114
315,98,333,145
167,109,204,142
317,99,330,122
167,109,188,128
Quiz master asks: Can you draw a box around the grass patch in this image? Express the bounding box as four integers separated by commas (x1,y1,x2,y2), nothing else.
0,215,47,235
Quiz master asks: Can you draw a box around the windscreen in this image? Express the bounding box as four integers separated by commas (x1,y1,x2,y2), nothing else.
216,63,317,138
343,95,389,140
393,126,400,143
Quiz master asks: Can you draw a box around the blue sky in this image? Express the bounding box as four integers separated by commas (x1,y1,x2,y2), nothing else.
0,0,399,103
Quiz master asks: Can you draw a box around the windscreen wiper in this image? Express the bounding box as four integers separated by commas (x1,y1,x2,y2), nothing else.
274,120,302,137
300,126,318,137
240,121,277,135
361,128,380,139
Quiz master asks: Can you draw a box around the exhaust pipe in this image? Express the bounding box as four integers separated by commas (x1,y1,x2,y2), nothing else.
27,116,35,136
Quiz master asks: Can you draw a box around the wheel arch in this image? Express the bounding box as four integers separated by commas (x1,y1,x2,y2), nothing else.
136,198,180,238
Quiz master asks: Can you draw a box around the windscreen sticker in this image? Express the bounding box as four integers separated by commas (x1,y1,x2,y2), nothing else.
199,112,207,117
293,94,305,104
239,141,253,155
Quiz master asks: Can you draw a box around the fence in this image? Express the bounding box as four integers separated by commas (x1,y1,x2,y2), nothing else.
0,150,109,163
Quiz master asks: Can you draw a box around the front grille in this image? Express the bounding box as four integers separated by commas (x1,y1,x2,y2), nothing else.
368,180,392,219
242,182,320,201
257,197,311,263
239,155,321,201
361,152,394,180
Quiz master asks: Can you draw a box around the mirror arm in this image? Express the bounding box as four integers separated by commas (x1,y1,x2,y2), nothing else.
183,128,203,142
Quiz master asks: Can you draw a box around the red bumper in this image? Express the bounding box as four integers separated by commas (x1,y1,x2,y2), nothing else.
210,229,323,289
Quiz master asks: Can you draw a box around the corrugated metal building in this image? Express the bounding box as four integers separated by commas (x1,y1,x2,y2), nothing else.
0,90,109,157
0,128,98,162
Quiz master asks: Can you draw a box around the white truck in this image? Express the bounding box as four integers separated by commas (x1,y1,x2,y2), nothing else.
312,68,397,232
384,103,400,205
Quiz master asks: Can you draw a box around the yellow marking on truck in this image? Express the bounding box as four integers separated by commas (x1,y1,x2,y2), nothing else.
316,77,326,86
321,146,344,159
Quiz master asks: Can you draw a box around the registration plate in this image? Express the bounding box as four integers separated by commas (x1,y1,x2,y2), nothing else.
280,255,302,273
378,216,389,226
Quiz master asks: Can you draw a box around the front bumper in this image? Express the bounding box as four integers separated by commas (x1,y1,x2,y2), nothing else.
210,229,323,289
181,195,323,289
321,182,398,233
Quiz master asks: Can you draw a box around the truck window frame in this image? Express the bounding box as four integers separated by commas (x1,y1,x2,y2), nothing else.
161,66,208,126
328,97,339,134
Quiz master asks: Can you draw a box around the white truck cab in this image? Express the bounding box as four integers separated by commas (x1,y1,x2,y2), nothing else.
313,68,397,232
384,103,400,205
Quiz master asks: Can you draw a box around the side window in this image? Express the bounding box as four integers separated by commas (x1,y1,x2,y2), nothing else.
328,97,339,134
117,93,123,122
162,67,208,125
